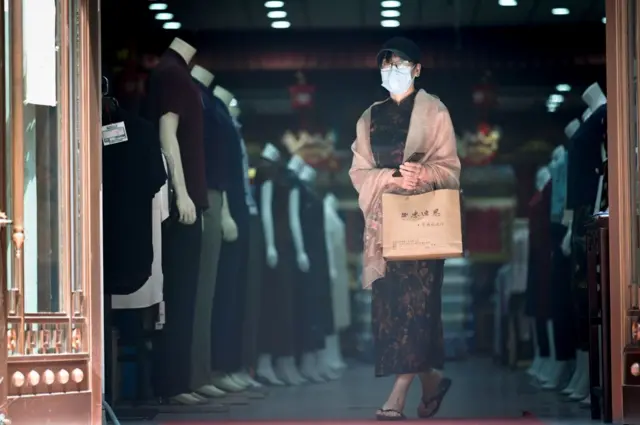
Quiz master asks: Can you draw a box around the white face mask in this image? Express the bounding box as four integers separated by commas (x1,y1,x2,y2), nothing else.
381,65,414,95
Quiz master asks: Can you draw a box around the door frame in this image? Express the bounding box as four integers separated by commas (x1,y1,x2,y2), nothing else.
0,0,102,423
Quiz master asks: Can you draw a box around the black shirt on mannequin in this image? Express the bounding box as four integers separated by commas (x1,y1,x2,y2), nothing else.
142,49,208,210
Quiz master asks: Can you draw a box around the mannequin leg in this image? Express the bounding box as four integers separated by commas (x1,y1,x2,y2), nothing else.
323,333,347,371
544,225,576,389
527,320,541,376
240,214,265,386
536,320,556,382
190,191,227,398
153,213,204,401
256,354,284,386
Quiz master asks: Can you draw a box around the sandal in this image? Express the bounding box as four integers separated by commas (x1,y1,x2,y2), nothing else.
417,377,452,419
375,408,407,421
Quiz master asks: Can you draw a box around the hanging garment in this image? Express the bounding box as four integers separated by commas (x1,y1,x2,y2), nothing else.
112,156,170,309
324,199,352,331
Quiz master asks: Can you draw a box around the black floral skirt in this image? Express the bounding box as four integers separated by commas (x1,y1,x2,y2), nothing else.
372,259,445,377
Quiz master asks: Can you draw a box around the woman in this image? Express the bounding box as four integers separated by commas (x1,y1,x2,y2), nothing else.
349,37,461,421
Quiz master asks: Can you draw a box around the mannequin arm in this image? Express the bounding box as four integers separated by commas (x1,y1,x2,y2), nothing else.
324,207,338,280
260,181,275,249
289,188,310,271
288,188,306,255
261,181,278,268
159,113,196,224
221,191,238,242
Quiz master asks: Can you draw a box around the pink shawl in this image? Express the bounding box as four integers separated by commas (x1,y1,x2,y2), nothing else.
349,89,461,289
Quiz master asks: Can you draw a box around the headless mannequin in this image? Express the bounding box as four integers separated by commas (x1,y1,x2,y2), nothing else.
213,85,239,244
270,155,309,385
255,143,286,386
570,83,608,406
206,85,254,394
161,38,197,226
321,193,349,372
529,167,555,384
541,144,572,391
296,165,341,382
224,102,264,390
187,66,238,399
254,146,307,385
155,37,206,406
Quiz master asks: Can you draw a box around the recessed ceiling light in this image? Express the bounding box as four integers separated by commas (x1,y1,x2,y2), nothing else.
149,3,168,11
551,7,570,15
602,17,606,23
163,22,181,30
381,9,401,18
155,12,173,20
556,84,571,92
265,1,285,8
498,0,518,6
549,94,565,103
267,10,287,19
271,20,291,28
381,19,400,27
381,1,401,8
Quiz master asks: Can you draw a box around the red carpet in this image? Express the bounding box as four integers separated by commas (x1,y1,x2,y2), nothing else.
162,419,545,424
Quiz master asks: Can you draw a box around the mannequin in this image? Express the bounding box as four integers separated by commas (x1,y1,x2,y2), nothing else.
189,65,236,399
543,142,574,390
209,85,252,394
296,164,340,382
565,83,608,405
143,37,210,405
255,144,286,386
254,144,306,385
321,193,349,371
559,119,587,397
525,166,553,383
227,101,265,390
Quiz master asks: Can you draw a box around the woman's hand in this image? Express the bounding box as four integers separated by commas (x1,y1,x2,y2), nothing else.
399,162,427,189
391,175,417,191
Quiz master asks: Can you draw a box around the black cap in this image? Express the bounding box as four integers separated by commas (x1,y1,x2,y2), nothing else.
376,36,422,67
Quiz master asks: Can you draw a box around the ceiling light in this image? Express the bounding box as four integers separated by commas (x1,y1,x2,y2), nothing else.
381,9,401,18
602,17,606,23
155,12,173,20
556,84,571,92
271,20,291,29
548,94,565,103
163,22,181,30
267,10,287,19
381,19,400,27
381,1,401,8
149,3,168,11
551,7,570,15
265,1,285,8
498,0,518,6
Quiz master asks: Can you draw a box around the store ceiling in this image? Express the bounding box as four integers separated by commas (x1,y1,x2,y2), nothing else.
163,0,606,31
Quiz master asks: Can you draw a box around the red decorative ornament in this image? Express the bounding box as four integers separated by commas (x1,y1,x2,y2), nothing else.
289,84,315,110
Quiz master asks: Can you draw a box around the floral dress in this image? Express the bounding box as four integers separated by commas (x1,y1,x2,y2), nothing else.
369,91,445,377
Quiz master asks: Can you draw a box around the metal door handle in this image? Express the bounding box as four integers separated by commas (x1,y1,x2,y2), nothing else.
0,212,11,227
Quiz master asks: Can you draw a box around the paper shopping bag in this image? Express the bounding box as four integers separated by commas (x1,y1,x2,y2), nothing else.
382,189,464,261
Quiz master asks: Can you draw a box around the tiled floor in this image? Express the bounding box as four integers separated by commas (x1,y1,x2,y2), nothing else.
118,358,595,425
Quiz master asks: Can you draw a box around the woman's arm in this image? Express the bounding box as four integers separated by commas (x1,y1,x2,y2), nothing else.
349,111,396,215
399,103,461,190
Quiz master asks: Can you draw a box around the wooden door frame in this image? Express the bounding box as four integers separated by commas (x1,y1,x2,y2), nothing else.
606,0,636,422
2,0,102,423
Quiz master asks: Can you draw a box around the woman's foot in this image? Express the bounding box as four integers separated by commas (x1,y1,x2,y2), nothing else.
375,374,414,421
417,370,452,418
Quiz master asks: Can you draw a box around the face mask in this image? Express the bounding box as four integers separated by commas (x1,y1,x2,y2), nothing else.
381,66,414,95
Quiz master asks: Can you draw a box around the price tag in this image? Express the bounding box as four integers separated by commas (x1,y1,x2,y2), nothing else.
102,121,128,146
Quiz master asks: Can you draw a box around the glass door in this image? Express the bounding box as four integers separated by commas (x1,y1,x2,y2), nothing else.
0,0,102,423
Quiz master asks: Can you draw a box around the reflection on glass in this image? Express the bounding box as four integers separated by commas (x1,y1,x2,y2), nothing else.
23,0,62,313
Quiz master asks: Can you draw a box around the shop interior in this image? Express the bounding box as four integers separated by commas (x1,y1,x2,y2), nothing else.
93,0,609,423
